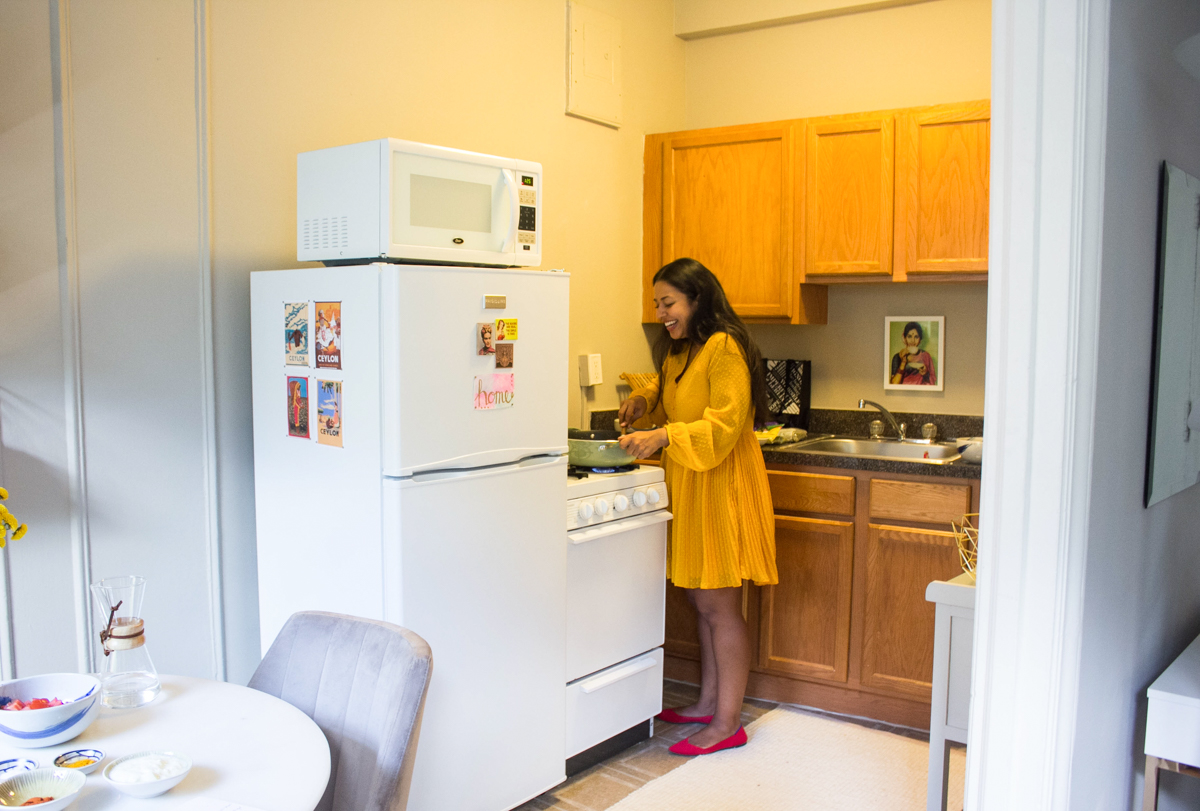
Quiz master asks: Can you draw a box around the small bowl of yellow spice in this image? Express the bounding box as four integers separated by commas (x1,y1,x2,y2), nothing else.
51,751,102,776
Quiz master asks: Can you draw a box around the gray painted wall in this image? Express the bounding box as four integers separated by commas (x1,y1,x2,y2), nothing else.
1072,1,1200,808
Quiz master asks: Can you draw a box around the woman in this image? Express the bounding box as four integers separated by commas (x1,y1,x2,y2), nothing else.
618,258,777,756
890,321,935,385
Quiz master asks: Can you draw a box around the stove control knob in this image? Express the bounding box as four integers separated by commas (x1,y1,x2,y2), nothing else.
578,501,594,520
646,488,661,504
595,498,611,516
614,494,630,512
632,490,647,507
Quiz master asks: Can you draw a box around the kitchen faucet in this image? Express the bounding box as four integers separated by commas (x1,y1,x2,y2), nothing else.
858,399,905,439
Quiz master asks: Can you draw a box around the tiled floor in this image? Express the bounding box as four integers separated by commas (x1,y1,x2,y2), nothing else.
515,680,931,811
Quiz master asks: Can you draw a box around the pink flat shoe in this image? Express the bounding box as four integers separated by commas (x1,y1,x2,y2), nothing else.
668,726,747,756
655,708,714,724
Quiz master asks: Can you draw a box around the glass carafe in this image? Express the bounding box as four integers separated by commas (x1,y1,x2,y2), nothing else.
90,575,160,708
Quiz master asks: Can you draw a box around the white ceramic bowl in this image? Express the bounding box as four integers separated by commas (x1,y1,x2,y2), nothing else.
0,767,85,811
102,751,192,798
955,437,984,464
52,750,103,776
0,675,101,749
0,760,37,777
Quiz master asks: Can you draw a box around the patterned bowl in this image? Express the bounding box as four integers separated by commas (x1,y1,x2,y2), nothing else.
0,675,101,749
52,750,103,775
0,760,37,777
0,767,85,811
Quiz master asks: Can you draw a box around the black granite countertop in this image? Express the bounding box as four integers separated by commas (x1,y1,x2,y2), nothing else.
761,443,983,479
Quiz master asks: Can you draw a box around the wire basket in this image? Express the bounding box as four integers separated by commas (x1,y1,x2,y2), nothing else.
951,513,979,582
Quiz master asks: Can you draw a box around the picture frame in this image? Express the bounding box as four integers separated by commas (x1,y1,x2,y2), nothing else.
883,316,945,391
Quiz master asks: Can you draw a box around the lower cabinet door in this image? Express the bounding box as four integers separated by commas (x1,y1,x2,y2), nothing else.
565,649,664,758
860,523,963,699
758,515,854,682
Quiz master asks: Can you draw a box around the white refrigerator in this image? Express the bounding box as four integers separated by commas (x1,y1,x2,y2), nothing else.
250,263,569,811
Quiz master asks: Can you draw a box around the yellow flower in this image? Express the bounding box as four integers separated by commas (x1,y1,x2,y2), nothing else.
1,513,15,531
11,525,27,542
0,487,8,500
0,504,7,516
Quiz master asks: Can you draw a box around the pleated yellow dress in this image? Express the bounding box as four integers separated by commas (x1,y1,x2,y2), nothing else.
631,333,778,589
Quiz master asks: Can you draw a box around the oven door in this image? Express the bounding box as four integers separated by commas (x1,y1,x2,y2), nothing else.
566,510,670,682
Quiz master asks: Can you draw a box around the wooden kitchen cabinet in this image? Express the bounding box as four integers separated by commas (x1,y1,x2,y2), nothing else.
643,98,990,307
893,101,991,281
804,113,896,281
758,515,854,682
661,464,980,729
859,523,963,699
643,124,828,325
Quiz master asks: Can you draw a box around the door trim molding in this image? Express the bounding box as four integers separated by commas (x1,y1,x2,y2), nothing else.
49,0,94,675
968,0,1110,807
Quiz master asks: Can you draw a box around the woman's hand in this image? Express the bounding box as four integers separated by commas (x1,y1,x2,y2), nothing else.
619,427,669,459
618,395,648,429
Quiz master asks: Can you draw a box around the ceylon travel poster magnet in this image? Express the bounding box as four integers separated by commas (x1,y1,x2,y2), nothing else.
494,318,518,341
495,343,513,369
284,302,309,366
476,322,495,355
287,376,309,438
316,380,343,448
474,374,515,410
315,302,342,369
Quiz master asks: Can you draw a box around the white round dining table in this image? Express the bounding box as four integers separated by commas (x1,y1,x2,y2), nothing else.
0,675,330,811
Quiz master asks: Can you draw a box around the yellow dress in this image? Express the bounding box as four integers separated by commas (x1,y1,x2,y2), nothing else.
631,333,778,589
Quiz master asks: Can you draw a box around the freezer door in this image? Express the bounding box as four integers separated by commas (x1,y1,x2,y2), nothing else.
383,454,567,810
381,265,569,476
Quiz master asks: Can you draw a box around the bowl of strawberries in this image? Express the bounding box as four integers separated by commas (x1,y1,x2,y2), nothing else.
0,675,101,749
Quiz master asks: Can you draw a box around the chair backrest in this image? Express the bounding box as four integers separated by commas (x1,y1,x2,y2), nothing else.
249,611,433,811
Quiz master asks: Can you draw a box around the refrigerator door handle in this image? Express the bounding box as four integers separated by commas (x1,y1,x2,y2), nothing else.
576,656,658,694
567,510,673,545
403,453,566,485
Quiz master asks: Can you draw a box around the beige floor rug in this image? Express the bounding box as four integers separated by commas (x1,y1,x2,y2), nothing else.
608,707,966,811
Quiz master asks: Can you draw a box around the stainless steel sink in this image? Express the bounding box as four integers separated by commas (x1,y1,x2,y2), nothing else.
789,436,962,464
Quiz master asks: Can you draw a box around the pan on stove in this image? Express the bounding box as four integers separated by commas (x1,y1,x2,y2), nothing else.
567,428,636,468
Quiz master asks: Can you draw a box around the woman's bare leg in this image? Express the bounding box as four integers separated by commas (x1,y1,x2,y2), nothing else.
672,590,718,717
683,586,749,747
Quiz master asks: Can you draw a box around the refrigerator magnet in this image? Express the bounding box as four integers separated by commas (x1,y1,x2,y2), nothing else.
495,343,513,369
284,302,309,366
316,380,343,448
474,373,515,410
287,376,310,438
476,322,495,355
315,302,342,369
494,318,518,341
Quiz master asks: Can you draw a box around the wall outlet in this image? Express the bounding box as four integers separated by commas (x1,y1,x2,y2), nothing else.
578,353,603,386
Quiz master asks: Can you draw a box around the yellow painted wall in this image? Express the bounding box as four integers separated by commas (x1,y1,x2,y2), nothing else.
679,0,992,413
209,0,685,428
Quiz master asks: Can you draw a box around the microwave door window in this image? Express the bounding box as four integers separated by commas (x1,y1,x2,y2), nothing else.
409,175,492,233
391,153,511,255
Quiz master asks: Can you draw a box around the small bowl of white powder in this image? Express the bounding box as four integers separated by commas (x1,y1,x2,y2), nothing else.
101,751,191,798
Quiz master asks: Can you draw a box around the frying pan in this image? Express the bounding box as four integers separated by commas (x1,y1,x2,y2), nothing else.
567,428,636,468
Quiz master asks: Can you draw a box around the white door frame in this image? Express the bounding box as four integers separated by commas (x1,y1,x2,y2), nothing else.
968,0,1111,807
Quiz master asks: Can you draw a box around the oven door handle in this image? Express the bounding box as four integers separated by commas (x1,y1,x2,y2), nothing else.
578,656,659,694
568,510,672,545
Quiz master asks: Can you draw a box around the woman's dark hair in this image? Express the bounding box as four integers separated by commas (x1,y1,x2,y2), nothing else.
903,321,924,343
652,258,770,426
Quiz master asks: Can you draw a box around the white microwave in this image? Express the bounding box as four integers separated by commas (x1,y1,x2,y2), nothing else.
297,138,541,268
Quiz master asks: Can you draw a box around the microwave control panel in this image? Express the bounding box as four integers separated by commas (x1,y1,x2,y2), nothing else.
517,174,538,250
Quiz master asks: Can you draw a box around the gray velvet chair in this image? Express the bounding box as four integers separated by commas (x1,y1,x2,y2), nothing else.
249,611,433,811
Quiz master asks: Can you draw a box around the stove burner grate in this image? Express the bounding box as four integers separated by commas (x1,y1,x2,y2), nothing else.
567,464,639,478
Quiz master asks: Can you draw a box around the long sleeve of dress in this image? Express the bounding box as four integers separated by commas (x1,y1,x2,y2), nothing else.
664,338,752,472
629,377,666,430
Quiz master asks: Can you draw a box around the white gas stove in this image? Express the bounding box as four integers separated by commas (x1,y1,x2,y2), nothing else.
566,465,669,530
563,464,670,772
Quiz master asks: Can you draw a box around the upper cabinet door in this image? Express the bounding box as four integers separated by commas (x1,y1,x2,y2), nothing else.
660,124,795,318
894,101,990,280
805,115,895,280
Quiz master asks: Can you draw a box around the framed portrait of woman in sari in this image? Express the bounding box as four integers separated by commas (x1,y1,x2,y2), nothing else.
884,316,944,391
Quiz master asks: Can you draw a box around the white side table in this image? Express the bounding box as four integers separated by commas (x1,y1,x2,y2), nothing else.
925,572,975,811
1143,633,1200,810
